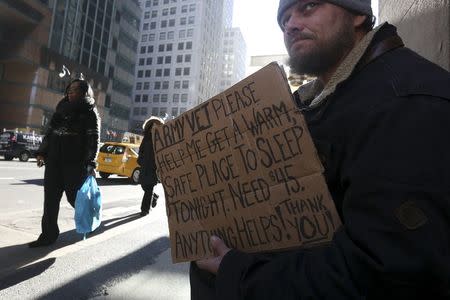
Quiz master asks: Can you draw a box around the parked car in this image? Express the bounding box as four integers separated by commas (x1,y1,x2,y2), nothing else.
96,142,141,184
0,131,43,162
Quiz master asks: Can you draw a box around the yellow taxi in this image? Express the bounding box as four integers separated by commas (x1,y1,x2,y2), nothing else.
96,142,141,184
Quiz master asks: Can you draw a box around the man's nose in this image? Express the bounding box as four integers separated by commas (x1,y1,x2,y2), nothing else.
284,13,304,34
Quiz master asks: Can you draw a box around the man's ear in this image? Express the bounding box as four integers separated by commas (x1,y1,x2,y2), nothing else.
353,14,367,28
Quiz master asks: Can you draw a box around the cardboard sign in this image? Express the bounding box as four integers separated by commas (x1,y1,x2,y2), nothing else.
153,63,342,263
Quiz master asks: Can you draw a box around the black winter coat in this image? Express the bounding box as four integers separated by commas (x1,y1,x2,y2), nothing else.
37,96,100,188
138,133,158,189
215,24,450,299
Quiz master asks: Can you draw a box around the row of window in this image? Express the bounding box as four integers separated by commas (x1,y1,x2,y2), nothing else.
140,41,193,54
134,93,188,103
133,106,187,119
138,54,191,66
141,28,194,42
145,0,188,8
142,16,195,30
135,80,190,92
144,3,196,19
136,66,190,79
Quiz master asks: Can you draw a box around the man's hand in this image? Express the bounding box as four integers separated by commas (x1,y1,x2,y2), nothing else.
36,155,45,167
196,236,231,274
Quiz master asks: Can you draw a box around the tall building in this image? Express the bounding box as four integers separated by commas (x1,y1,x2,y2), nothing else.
106,0,141,140
0,0,58,132
0,0,142,140
219,27,246,92
130,0,234,131
47,0,141,140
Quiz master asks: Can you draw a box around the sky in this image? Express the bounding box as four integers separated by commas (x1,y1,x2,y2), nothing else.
232,0,379,58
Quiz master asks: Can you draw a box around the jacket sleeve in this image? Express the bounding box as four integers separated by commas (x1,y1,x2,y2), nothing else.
84,107,100,167
215,96,450,299
36,120,54,158
137,136,146,167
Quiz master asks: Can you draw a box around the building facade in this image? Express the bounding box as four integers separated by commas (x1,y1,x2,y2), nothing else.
379,0,449,71
219,27,246,93
130,0,235,131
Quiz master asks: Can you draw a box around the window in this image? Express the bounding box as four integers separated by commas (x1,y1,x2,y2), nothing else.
146,57,152,65
156,69,162,77
166,43,173,51
181,5,187,13
159,32,166,40
138,70,143,78
153,94,160,102
143,23,149,30
167,31,174,40
150,22,156,29
154,82,161,89
158,44,165,52
178,42,184,50
140,46,146,54
161,20,167,28
165,56,172,64
149,33,156,41
181,93,188,102
142,94,149,102
145,70,151,77
162,8,168,16
157,56,164,64
189,4,195,11
172,107,178,117
161,94,168,102
145,1,151,7
175,68,182,76
180,107,186,113
144,11,150,19
183,68,190,76
133,107,140,115
139,58,145,65
169,19,175,27
186,41,192,49
152,107,159,115
141,107,148,115
188,16,194,24
159,107,167,117
151,10,158,17
187,28,193,37
182,80,189,88
142,34,148,42
147,45,154,52
144,82,150,89
164,68,170,76
179,30,185,38
153,0,158,5
173,94,179,102
184,54,191,62
176,55,183,63
180,17,186,25
135,95,141,102
174,81,180,89
170,7,176,14
136,82,142,91
162,81,169,89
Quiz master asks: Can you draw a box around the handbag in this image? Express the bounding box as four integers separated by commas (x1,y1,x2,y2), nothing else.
74,175,102,238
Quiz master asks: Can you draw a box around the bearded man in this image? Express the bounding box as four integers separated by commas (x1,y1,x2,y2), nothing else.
191,0,450,299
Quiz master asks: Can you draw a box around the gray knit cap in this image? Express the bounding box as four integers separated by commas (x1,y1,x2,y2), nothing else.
277,0,372,27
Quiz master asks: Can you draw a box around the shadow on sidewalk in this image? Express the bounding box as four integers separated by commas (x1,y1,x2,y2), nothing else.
0,213,142,291
38,236,172,299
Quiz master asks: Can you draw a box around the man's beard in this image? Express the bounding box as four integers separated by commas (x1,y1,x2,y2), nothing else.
288,19,355,77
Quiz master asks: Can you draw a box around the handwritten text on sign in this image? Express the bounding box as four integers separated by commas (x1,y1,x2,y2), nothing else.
153,63,342,263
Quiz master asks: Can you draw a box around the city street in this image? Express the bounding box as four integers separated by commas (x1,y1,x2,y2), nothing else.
0,159,189,299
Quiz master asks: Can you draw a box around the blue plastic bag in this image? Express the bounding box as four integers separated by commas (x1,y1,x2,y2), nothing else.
75,175,102,238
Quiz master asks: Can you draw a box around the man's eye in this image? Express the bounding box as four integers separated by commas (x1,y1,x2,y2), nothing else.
303,2,319,11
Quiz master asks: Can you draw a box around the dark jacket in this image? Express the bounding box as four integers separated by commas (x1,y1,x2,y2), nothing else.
138,133,158,188
215,24,450,299
37,96,100,167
